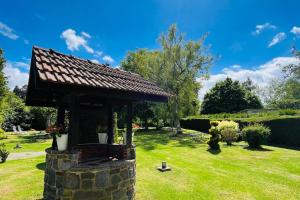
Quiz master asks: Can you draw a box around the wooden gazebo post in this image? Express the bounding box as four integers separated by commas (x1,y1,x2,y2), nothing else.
107,103,114,144
126,102,133,147
68,95,80,150
52,98,65,149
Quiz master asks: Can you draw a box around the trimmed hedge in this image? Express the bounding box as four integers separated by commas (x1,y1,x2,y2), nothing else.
180,118,211,133
181,117,300,147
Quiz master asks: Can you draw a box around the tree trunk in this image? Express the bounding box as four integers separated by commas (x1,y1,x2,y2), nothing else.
173,90,182,135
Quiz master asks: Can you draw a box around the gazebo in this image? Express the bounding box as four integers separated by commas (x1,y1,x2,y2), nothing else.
26,46,169,200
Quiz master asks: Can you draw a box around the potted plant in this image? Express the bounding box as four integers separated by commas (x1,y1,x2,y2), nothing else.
96,125,108,144
46,125,68,151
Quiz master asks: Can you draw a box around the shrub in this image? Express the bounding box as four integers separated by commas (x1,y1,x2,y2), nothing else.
207,121,221,150
180,118,211,133
242,124,271,148
217,121,239,145
0,143,9,163
0,128,7,139
279,109,297,116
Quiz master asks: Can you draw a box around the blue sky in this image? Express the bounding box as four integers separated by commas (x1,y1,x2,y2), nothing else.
0,0,300,98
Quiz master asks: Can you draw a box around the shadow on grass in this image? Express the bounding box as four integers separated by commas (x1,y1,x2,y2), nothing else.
267,143,300,151
207,148,221,155
18,133,51,144
134,130,206,151
243,146,273,151
36,162,46,171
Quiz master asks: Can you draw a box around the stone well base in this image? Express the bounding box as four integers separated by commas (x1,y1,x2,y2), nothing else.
43,148,136,200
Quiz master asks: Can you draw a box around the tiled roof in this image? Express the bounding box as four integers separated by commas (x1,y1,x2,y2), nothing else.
31,46,170,98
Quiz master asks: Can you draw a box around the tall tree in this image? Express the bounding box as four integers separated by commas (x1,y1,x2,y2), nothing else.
0,49,8,126
201,78,262,114
0,49,8,102
265,50,300,109
158,25,212,133
122,25,212,133
13,85,28,100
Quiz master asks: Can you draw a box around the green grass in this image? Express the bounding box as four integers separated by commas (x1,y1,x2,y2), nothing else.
0,131,52,153
0,130,300,200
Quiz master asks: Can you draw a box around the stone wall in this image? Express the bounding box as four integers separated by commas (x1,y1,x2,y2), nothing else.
44,148,136,200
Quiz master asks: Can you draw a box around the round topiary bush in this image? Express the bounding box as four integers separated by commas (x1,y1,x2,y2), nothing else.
0,128,7,140
207,121,221,150
242,124,271,148
0,143,9,163
217,120,239,145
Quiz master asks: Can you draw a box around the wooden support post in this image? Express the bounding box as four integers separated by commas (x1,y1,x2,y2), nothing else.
52,99,65,149
126,102,133,147
107,104,114,144
68,95,80,150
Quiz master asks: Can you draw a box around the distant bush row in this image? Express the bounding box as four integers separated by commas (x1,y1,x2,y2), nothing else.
181,113,300,147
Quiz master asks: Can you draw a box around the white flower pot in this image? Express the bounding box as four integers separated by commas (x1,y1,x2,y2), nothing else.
56,134,68,151
98,133,108,144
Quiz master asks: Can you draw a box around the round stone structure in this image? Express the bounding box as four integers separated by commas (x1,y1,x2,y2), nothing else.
43,148,136,200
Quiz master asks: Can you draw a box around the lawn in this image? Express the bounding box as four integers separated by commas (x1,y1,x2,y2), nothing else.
0,130,300,200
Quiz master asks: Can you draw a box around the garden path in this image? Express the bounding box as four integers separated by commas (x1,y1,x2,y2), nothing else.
7,151,45,160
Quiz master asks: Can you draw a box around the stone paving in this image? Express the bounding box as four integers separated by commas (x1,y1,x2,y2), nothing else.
7,151,45,160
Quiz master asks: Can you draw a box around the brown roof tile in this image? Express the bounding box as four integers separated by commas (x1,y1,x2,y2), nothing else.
31,46,170,98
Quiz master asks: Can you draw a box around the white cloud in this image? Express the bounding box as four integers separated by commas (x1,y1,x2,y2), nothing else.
252,22,276,35
290,26,300,37
198,57,299,100
103,55,114,63
24,39,29,45
268,32,286,47
90,59,100,64
0,21,19,40
60,29,94,54
81,31,91,39
94,51,103,57
4,61,29,89
13,61,30,69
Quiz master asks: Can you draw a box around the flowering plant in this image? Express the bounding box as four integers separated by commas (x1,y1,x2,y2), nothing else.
46,125,66,137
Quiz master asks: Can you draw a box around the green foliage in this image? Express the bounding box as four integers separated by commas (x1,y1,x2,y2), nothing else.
201,78,263,114
279,109,297,116
266,51,300,109
0,128,7,139
0,49,8,103
133,101,154,129
180,118,211,133
217,121,239,145
29,107,55,130
242,124,271,148
1,92,32,131
283,50,300,79
113,112,118,142
266,79,300,109
122,25,212,133
13,85,27,100
207,121,221,150
181,110,300,147
0,143,9,163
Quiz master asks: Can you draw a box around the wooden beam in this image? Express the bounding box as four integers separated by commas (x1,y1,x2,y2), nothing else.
68,95,80,150
126,102,133,147
107,104,114,144
52,99,65,149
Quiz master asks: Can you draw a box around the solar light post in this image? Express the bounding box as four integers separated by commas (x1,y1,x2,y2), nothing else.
162,161,167,169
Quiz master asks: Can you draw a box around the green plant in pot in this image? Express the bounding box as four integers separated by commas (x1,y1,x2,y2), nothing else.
46,125,68,151
96,125,108,144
